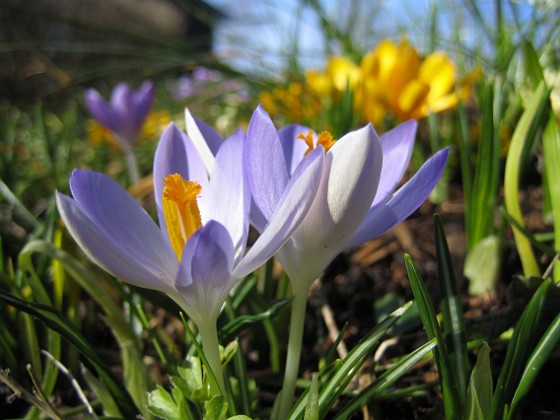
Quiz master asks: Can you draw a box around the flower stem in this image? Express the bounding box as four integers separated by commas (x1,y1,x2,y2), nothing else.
276,288,309,419
197,318,226,396
123,146,140,185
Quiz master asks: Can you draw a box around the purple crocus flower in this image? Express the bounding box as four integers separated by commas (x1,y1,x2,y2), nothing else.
85,81,155,149
243,105,449,416
56,116,324,394
246,105,449,290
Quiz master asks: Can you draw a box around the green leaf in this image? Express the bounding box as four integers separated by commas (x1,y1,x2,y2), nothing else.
177,355,205,399
464,342,493,420
464,235,501,295
304,373,319,420
507,310,560,419
542,115,560,281
204,395,228,420
333,338,437,419
405,254,460,418
0,291,139,418
436,215,469,405
220,298,291,341
490,279,550,419
148,386,181,420
289,302,412,419
504,81,549,279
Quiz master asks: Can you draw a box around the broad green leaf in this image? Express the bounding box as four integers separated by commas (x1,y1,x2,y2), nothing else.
464,235,501,295
147,386,181,420
464,342,492,420
204,395,228,420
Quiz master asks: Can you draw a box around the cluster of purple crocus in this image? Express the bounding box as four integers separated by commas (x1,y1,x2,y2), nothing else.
59,87,448,410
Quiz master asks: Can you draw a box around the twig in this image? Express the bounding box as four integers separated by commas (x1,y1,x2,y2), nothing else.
321,304,348,359
41,350,99,420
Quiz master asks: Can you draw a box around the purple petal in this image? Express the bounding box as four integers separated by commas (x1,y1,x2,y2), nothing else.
132,81,155,129
57,173,178,292
153,123,209,232
245,105,290,220
85,90,120,135
373,120,417,206
175,221,235,322
346,147,449,248
233,147,324,278
199,130,249,258
278,124,310,175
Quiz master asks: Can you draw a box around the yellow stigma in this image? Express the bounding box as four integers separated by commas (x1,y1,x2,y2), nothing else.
297,130,336,155
162,174,203,261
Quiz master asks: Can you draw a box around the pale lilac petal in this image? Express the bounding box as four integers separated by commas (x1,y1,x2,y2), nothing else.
56,181,178,293
346,147,449,248
199,130,249,258
184,108,223,174
373,120,417,206
175,221,235,322
233,148,324,278
279,124,383,281
153,123,209,231
278,124,309,175
245,105,290,220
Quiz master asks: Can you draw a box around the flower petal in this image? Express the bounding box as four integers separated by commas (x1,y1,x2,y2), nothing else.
278,124,309,175
175,221,235,322
184,108,223,174
199,130,249,258
279,124,383,281
153,123,209,231
373,120,417,206
57,176,178,293
346,147,449,248
85,90,120,135
233,147,324,278
245,105,290,220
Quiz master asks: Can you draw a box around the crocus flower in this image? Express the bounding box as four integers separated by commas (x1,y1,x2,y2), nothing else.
360,39,472,125
85,81,155,149
56,116,324,394
243,105,449,417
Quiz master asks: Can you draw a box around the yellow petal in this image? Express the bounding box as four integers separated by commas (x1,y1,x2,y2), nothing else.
419,52,456,104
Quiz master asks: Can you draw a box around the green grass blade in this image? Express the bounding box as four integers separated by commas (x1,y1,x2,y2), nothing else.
489,279,550,419
503,81,549,279
333,338,437,419
507,310,560,419
303,373,319,420
542,115,560,281
0,291,139,418
405,254,460,418
289,302,411,419
435,215,469,407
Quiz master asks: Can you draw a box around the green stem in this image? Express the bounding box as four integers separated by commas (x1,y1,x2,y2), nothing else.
276,289,309,419
197,318,226,396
